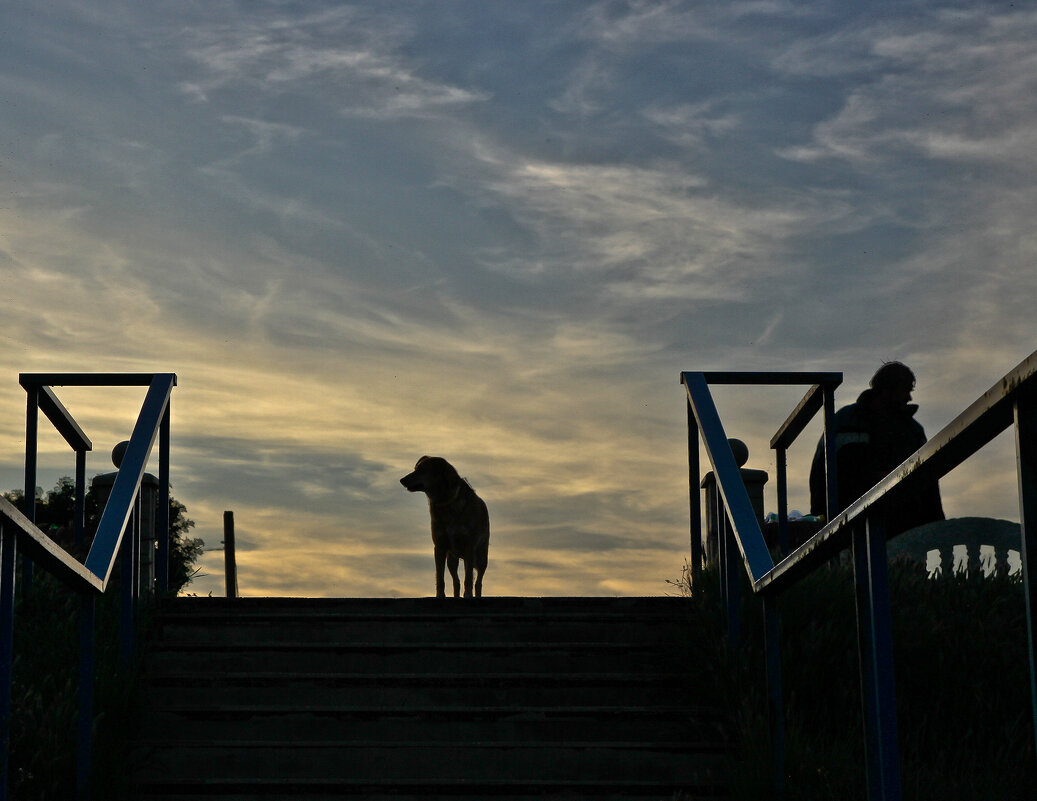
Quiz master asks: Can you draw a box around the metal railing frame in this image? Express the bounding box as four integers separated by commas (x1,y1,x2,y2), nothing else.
682,351,1037,800
0,373,176,801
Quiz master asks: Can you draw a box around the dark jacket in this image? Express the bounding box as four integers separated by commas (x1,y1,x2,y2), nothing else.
809,389,944,535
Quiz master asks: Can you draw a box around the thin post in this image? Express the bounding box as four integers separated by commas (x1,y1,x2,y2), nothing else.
1015,392,1037,764
75,449,87,550
776,445,789,556
76,594,95,801
224,511,238,599
119,505,135,666
132,493,141,600
822,385,839,519
763,594,785,799
687,401,702,587
721,508,741,649
22,389,37,594
852,515,902,801
0,525,16,801
156,404,170,595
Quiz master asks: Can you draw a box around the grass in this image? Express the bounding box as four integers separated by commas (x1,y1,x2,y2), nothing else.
681,557,1035,800
6,569,147,801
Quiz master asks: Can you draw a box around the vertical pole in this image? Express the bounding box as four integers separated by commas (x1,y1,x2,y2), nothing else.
156,404,170,596
763,593,785,799
1015,393,1037,767
120,507,135,666
76,594,95,801
853,515,902,801
722,510,741,649
822,385,839,519
0,524,16,801
22,388,37,595
74,449,87,551
224,512,238,599
132,494,141,600
717,485,729,608
687,401,702,588
776,446,789,557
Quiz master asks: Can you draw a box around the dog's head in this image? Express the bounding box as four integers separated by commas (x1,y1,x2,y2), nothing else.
400,456,462,504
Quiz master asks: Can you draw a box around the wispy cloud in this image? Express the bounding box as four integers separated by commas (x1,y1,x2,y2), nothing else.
1,1,1035,599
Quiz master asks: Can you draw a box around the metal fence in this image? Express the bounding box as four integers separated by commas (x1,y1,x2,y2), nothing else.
682,351,1037,800
0,373,176,801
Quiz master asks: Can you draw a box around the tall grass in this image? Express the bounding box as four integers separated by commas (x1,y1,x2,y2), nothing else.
7,569,147,800
685,558,1035,800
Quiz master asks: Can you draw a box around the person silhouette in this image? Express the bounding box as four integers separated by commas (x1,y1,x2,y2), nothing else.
809,361,944,535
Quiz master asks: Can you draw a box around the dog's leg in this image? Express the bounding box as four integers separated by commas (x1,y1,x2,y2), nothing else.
447,553,461,597
474,540,488,598
462,556,474,598
434,545,448,598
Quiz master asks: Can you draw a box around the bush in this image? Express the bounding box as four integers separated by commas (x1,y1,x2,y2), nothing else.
686,558,1035,800
2,478,202,799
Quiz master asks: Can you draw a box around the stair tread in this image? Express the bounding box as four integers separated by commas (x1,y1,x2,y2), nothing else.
132,595,728,799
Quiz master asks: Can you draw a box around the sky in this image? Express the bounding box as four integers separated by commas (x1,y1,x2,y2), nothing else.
1,1,1035,598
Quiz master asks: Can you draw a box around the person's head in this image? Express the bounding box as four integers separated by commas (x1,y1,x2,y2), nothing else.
870,361,915,411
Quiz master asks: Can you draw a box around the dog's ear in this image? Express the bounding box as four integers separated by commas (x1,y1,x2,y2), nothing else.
415,455,432,468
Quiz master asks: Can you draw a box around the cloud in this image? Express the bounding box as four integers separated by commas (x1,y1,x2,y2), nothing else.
179,6,489,120
2,1,1036,600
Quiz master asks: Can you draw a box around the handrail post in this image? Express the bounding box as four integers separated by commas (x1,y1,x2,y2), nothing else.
720,507,742,649
776,445,789,557
76,594,95,801
75,449,87,550
22,389,37,595
157,404,170,596
120,502,136,666
853,514,902,801
822,384,839,519
687,400,702,587
763,594,785,799
0,524,16,801
1015,390,1037,767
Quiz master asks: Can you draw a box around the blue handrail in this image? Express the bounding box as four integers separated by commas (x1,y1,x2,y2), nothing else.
682,351,1037,800
0,373,176,801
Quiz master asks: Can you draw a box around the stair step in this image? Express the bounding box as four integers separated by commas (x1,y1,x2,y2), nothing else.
135,741,730,781
145,641,690,673
134,777,728,801
130,596,730,800
140,704,725,742
141,670,693,706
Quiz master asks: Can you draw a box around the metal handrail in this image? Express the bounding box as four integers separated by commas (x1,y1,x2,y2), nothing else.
0,373,176,801
757,352,1037,594
682,351,1037,800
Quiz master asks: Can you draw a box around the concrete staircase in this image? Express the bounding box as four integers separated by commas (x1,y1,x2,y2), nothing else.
130,596,733,800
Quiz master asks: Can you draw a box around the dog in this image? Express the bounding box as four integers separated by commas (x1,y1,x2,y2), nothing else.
400,456,489,598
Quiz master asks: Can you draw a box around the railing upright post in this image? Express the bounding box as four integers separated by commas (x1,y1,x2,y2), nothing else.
763,594,785,799
22,388,37,595
852,515,902,801
120,504,136,666
0,524,16,801
74,449,87,551
821,385,839,520
721,508,742,649
776,446,789,557
157,404,170,596
76,594,95,801
687,401,702,587
1015,392,1037,766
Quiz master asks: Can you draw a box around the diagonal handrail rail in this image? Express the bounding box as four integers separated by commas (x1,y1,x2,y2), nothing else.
1,372,176,801
682,351,1037,800
757,350,1037,595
